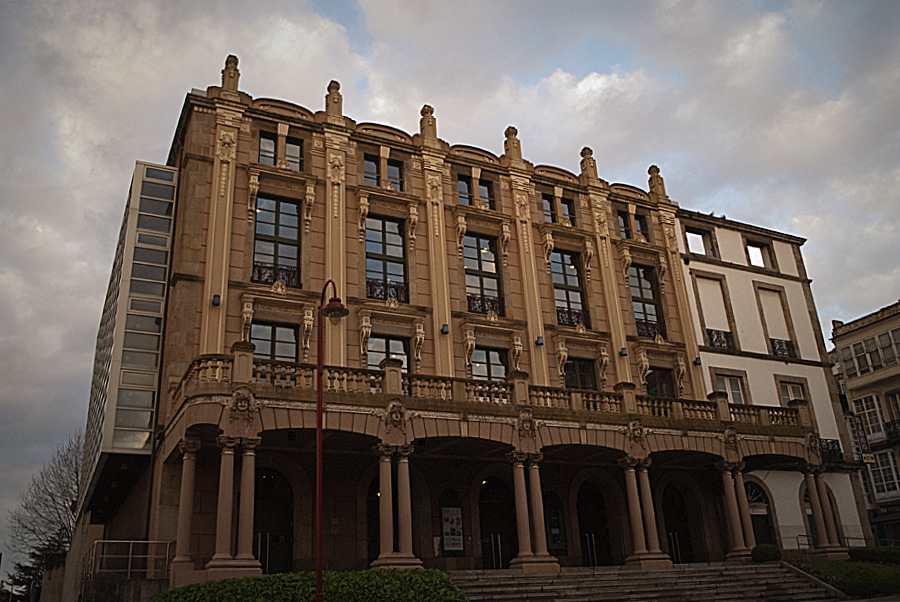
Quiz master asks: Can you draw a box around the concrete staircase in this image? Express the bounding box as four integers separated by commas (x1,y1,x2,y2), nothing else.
447,562,845,601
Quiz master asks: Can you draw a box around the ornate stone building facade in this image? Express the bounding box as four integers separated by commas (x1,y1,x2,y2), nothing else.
831,301,900,542
66,56,864,596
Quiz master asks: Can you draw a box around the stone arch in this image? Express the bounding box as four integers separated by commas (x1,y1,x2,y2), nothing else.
654,466,717,563
256,449,311,571
355,456,382,566
569,465,629,565
470,462,517,569
742,474,782,548
409,416,516,446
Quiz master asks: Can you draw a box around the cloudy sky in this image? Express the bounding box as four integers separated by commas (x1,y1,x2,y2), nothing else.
0,0,898,569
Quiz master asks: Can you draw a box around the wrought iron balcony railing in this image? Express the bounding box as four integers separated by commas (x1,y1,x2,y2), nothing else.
366,278,409,303
467,293,504,316
818,438,844,464
884,420,900,443
707,328,734,351
636,318,666,339
557,306,590,329
252,262,300,288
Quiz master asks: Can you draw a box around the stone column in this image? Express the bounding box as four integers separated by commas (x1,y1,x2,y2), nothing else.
235,438,261,563
733,467,756,549
509,452,534,558
718,462,747,555
208,436,237,565
173,439,201,562
637,460,662,554
527,455,549,556
815,472,840,547
620,458,648,556
804,471,829,548
396,445,414,556
377,445,394,558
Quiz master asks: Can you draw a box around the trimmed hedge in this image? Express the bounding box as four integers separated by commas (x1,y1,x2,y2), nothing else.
848,545,900,565
750,543,781,562
797,559,900,598
152,569,467,602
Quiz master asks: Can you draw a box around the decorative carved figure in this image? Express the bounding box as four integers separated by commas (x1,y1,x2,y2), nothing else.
622,247,632,279
500,222,511,266
723,425,740,453
675,356,686,397
542,231,554,269
302,309,314,361
556,340,568,378
518,408,536,439
464,328,476,376
248,173,259,223
583,239,594,281
638,350,649,388
326,80,343,117
385,296,399,310
328,154,345,183
648,165,667,199
385,399,405,434
360,313,372,364
241,299,254,342
304,184,315,234
595,208,609,240
408,204,418,251
419,105,437,139
456,214,467,257
230,385,257,422
271,280,286,295
216,132,236,164
221,55,240,92
414,322,425,368
623,419,645,448
599,345,609,389
511,335,523,372
504,126,522,161
358,193,369,241
515,191,529,223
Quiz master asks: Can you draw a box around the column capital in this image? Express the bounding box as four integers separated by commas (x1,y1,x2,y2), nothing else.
714,460,743,473
804,462,825,475
396,444,415,458
240,437,261,452
618,456,640,470
179,438,201,455
526,453,543,466
374,443,395,459
638,456,652,470
216,435,238,450
507,450,529,465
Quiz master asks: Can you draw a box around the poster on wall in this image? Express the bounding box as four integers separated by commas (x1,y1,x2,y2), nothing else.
442,507,463,551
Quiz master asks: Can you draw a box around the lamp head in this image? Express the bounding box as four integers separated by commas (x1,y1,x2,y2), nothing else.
321,296,349,320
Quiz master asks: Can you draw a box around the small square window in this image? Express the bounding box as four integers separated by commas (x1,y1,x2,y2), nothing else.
717,375,745,404
560,198,576,226
458,175,472,205
542,194,556,223
478,180,495,210
286,138,303,171
387,159,403,192
363,155,379,187
635,214,649,241
617,212,630,239
685,228,712,255
780,382,805,405
746,240,774,269
259,133,276,166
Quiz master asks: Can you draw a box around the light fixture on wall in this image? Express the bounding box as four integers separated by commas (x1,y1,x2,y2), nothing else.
619,348,628,357
441,324,449,335
535,336,544,346
693,357,702,366
212,294,221,307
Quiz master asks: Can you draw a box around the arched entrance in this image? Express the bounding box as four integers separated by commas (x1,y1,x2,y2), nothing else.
577,482,612,566
254,467,293,574
544,492,567,557
478,478,517,569
662,484,694,563
746,482,776,545
366,478,380,565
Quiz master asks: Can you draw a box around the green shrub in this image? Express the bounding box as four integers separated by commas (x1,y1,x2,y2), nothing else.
848,545,900,565
797,559,900,597
840,564,890,598
152,569,466,602
750,543,782,562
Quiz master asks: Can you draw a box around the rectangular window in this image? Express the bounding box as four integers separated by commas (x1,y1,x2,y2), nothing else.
717,375,745,404
365,216,408,303
685,228,710,255
551,251,589,328
478,180,495,210
839,346,857,378
259,132,276,166
747,241,774,269
363,154,379,186
629,265,665,339
617,212,630,239
780,382,805,405
635,214,649,241
250,323,298,362
252,196,300,288
865,337,883,371
285,138,303,171
869,451,900,496
564,358,597,390
879,333,897,366
853,395,885,441
759,288,794,358
696,276,733,350
542,193,556,223
387,159,403,192
463,235,503,315
647,367,676,398
367,336,409,372
560,198,576,226
458,175,472,205
854,342,870,375
472,347,507,382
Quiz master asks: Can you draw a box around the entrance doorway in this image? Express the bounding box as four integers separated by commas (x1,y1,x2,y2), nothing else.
577,482,612,566
662,484,694,563
254,468,293,574
478,478,517,569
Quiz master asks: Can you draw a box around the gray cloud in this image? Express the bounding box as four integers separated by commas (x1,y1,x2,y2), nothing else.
1,0,898,567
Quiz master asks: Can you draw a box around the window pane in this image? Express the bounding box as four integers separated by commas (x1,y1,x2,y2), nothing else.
137,233,168,247
686,231,706,254
117,388,154,407
126,314,161,332
748,244,765,267
140,181,175,200
130,279,165,297
145,167,174,182
137,214,171,233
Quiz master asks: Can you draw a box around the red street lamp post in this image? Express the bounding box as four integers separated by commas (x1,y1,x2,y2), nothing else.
315,279,348,602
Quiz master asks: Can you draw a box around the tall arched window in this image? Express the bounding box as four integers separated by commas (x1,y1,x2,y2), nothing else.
745,481,776,546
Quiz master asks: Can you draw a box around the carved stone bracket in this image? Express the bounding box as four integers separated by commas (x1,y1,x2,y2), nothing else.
500,222,511,267
511,335,523,372
622,247,632,279
583,239,594,281
408,204,418,252
304,184,315,234
247,172,259,224
542,231,555,270
360,311,372,365
637,349,649,389
414,322,425,370
675,355,686,398
621,419,646,449
556,339,568,378
464,327,476,377
241,297,254,342
358,191,369,241
599,345,610,390
456,214,467,257
302,308,314,361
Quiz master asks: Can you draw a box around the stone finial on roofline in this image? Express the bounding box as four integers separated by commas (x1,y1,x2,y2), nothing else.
221,55,240,92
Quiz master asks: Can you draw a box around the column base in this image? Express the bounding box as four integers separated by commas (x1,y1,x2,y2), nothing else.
206,565,263,580
510,553,560,575
810,546,850,560
370,553,424,570
623,552,673,570
169,560,204,589
725,549,752,564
